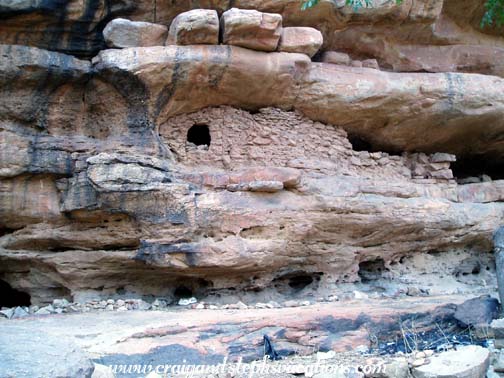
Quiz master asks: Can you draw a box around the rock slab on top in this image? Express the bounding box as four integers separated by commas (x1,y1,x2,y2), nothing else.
278,27,323,57
167,9,219,45
103,18,168,48
221,8,282,52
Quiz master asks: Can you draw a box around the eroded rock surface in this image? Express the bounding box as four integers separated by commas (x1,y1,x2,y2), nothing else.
0,3,503,312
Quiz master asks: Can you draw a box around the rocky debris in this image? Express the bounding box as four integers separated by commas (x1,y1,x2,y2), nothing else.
103,18,168,48
412,345,489,378
321,51,352,66
406,153,456,181
221,8,282,52
454,296,500,328
0,325,94,378
0,308,14,319
278,27,323,57
178,297,198,306
167,9,219,46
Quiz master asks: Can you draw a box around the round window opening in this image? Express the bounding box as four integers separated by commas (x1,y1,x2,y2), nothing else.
187,124,211,147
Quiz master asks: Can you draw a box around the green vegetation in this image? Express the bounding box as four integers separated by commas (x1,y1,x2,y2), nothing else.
301,0,504,27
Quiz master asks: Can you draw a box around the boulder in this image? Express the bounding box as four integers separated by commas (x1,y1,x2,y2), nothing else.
321,51,351,66
167,9,219,46
221,8,282,52
412,345,489,378
103,18,168,48
362,59,380,70
453,296,500,327
278,27,323,57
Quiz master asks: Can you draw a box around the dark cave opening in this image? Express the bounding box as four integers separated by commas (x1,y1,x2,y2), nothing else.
348,134,373,152
187,124,211,147
273,272,323,294
288,274,314,290
174,285,193,299
451,156,504,182
0,279,31,308
173,278,213,299
358,258,387,283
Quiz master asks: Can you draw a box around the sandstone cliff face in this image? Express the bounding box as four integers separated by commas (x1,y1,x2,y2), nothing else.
0,0,503,306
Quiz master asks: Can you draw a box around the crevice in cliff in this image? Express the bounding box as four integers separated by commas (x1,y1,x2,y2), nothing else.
358,258,387,283
0,227,20,238
452,156,504,183
272,272,323,294
0,279,31,308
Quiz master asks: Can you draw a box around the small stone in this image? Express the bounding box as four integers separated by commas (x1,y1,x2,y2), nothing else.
103,18,168,48
11,306,29,319
107,299,115,305
178,297,197,306
353,291,368,299
117,306,128,312
430,169,454,180
430,152,457,163
362,59,380,69
351,60,363,68
195,303,205,309
116,299,125,307
407,286,422,296
136,300,151,311
321,51,351,66
29,305,39,313
284,300,299,307
255,302,268,309
0,308,14,319
53,298,70,308
209,305,218,310
105,304,114,311
54,308,63,314
35,307,52,315
167,9,219,45
300,301,311,306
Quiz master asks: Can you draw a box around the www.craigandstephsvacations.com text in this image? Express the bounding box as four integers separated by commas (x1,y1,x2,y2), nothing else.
108,356,386,377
